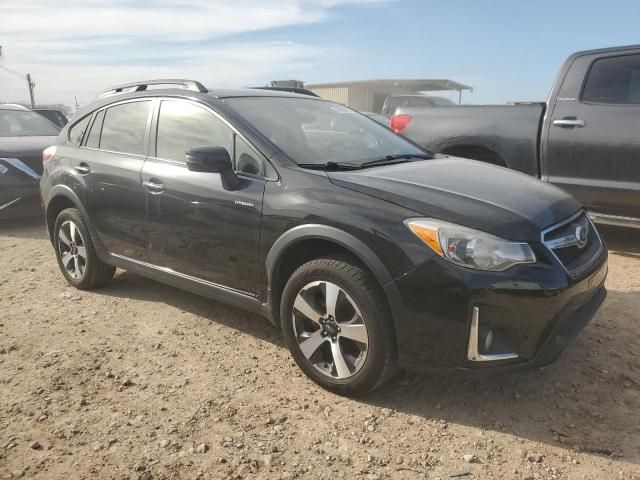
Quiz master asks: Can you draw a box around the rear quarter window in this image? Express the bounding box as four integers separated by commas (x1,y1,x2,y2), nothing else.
85,110,106,149
68,115,91,146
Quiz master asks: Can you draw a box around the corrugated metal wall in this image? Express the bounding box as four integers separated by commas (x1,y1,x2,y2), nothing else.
308,87,349,105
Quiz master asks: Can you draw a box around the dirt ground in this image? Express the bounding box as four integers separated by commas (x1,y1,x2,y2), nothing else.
0,217,638,480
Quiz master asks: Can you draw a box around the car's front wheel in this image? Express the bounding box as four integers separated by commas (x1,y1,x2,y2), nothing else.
53,208,115,289
281,255,397,396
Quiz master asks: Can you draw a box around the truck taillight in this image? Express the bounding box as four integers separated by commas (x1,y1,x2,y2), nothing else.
43,146,57,164
390,114,412,133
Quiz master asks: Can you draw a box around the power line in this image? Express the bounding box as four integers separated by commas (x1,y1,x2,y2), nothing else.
0,46,36,108
0,64,28,80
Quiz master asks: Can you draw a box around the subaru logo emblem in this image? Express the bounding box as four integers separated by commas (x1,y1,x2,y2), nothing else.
575,224,588,248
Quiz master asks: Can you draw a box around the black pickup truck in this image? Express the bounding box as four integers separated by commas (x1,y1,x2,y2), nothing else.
392,45,640,228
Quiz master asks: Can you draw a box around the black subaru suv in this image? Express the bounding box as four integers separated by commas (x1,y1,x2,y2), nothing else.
40,79,608,395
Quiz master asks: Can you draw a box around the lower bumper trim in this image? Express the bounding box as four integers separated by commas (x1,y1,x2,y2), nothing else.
409,286,608,378
467,306,518,362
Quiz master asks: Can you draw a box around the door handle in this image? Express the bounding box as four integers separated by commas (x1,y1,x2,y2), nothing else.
553,118,586,128
143,180,166,194
74,163,90,175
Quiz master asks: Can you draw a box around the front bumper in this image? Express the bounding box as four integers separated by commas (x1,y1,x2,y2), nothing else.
0,159,42,220
0,181,41,220
388,242,608,375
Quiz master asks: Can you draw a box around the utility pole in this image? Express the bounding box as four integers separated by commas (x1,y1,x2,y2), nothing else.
26,74,36,108
0,45,36,108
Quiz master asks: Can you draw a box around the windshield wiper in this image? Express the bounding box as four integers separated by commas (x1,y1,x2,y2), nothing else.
298,162,362,171
360,153,432,168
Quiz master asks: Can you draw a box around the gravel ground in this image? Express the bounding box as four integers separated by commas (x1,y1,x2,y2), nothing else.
0,217,639,480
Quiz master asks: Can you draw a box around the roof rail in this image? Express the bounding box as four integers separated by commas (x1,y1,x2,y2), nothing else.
97,79,208,98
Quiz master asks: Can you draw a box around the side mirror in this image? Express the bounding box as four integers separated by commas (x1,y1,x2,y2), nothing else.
185,146,239,190
185,146,232,173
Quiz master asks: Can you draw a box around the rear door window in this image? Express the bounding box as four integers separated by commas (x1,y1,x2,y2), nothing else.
582,54,640,104
99,101,151,155
155,100,233,162
84,110,105,149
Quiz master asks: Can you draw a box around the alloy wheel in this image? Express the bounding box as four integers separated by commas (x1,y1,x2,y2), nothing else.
57,220,87,279
292,281,369,379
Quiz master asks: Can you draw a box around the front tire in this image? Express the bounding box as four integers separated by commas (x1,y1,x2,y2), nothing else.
281,255,397,396
53,208,115,289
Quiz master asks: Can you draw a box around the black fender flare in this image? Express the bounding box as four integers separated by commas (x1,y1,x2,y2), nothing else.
266,224,393,287
265,224,405,332
45,185,108,259
45,185,87,226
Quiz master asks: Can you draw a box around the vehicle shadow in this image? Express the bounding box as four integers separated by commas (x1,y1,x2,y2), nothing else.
4,211,638,466
598,225,640,258
74,221,640,466
96,270,283,347
98,269,640,465
361,228,640,463
0,214,47,241
363,287,640,465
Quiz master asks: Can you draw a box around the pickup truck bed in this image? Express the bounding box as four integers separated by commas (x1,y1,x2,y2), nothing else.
398,104,544,177
393,44,640,227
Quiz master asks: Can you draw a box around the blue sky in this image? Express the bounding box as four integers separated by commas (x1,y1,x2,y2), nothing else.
274,0,640,103
2,0,639,107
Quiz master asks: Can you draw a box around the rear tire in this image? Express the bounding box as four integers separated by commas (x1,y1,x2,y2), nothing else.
281,255,397,396
53,208,115,289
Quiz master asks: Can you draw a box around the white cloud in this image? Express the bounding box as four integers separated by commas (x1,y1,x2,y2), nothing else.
0,0,391,107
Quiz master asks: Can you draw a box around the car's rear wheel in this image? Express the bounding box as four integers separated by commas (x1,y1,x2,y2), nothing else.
53,208,115,289
281,255,397,396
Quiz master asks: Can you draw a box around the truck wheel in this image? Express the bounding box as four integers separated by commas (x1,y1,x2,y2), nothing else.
281,255,397,396
53,208,115,290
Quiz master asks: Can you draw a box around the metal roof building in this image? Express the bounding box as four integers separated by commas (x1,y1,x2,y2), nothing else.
306,78,472,113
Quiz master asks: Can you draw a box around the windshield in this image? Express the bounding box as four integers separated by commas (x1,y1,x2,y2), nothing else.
0,109,60,137
225,97,425,166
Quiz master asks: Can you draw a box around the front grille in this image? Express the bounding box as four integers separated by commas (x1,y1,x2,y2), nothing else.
543,212,603,278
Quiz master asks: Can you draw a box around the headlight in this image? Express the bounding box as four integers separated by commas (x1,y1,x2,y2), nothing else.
405,218,536,271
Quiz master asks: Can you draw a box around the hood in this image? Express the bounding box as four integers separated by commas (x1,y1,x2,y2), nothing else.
0,135,58,174
327,157,581,241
